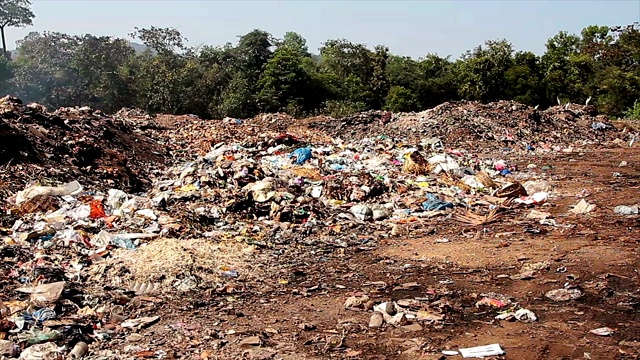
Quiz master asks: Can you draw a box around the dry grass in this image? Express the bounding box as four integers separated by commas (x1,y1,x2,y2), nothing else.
452,208,500,226
92,238,259,292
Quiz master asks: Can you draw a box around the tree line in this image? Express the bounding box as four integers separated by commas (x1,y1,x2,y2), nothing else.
0,1,639,119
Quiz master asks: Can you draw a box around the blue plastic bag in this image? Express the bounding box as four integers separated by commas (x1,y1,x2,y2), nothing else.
422,193,454,211
289,147,312,165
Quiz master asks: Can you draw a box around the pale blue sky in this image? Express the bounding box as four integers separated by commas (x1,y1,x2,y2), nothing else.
5,0,640,58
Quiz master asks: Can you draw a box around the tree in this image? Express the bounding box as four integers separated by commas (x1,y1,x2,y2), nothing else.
237,29,272,82
218,29,273,117
386,55,421,90
319,39,377,113
541,31,582,103
590,24,640,115
370,45,390,109
2,23,639,120
130,26,186,54
385,85,418,112
0,55,11,91
505,51,544,105
11,31,82,106
257,44,313,114
416,54,459,108
457,39,514,102
277,31,309,56
74,35,136,111
0,0,35,58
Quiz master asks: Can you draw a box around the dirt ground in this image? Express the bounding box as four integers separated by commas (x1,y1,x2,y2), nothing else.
87,146,639,360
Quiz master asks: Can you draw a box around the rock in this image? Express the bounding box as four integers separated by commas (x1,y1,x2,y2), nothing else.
400,323,423,332
546,288,584,301
344,295,370,310
522,261,550,271
380,301,396,316
239,336,262,349
369,312,384,328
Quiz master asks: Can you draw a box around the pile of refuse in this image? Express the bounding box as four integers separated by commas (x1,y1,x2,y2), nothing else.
0,94,631,358
2,131,557,255
292,100,619,146
0,143,551,359
0,96,168,195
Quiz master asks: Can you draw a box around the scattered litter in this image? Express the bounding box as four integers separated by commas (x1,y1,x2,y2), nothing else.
121,316,160,329
458,344,505,358
15,282,66,304
590,327,616,336
496,308,538,322
570,199,596,214
69,342,88,359
0,94,629,358
614,205,639,215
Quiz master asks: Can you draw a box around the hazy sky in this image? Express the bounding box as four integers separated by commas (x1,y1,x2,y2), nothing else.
5,0,640,58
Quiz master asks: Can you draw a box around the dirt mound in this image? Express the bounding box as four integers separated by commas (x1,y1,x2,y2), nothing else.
158,101,620,149
0,96,168,195
298,101,620,146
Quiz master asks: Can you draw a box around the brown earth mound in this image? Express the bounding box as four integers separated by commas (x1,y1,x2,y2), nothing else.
301,100,619,146
0,96,168,196
139,101,622,153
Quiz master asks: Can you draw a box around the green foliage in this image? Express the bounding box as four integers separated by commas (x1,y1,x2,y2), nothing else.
625,100,640,119
12,32,82,106
2,19,639,121
457,39,514,102
384,86,418,112
0,0,35,57
0,55,11,91
257,45,312,114
324,100,368,118
130,26,185,54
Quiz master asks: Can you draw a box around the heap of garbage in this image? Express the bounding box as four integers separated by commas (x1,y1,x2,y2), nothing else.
0,94,631,358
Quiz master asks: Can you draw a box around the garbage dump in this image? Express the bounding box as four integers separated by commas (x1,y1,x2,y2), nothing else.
1,95,638,359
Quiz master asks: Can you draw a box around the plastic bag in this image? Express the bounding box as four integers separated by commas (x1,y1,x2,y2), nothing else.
288,147,312,165
89,200,107,219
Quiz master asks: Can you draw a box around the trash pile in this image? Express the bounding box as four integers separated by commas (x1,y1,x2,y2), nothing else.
0,96,168,195
0,93,631,358
0,179,261,358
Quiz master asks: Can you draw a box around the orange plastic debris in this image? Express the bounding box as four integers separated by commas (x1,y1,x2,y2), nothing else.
89,200,107,219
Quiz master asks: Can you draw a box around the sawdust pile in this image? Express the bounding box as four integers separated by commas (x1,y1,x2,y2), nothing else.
92,238,259,292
